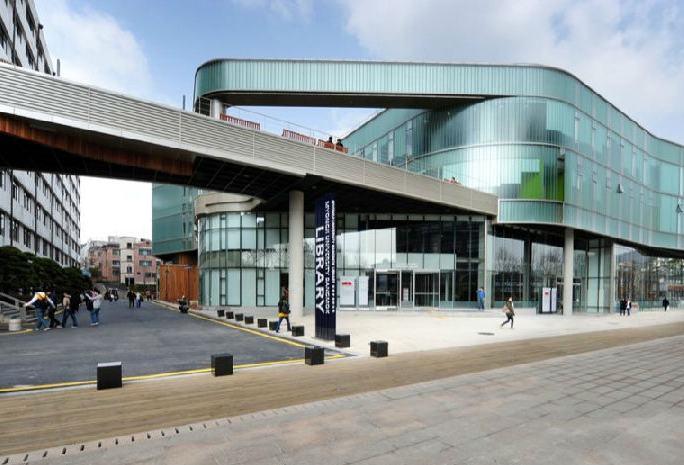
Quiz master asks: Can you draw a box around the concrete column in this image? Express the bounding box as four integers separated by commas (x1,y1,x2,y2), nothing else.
609,241,616,313
563,228,574,316
288,190,304,320
209,99,223,119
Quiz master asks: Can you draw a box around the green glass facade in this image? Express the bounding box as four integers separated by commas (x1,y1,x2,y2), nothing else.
198,211,485,309
151,184,200,257
174,59,684,312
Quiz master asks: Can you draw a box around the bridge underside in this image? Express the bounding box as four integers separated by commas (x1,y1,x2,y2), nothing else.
204,91,486,109
0,113,477,215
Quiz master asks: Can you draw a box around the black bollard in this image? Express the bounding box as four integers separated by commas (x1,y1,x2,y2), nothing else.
305,346,324,365
370,341,388,357
291,325,305,337
217,309,225,317
257,318,267,328
235,313,244,322
97,362,122,390
211,354,233,376
335,333,350,348
226,311,234,319
244,316,254,324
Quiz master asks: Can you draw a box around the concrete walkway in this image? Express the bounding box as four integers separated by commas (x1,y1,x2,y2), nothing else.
192,305,684,355
2,308,684,463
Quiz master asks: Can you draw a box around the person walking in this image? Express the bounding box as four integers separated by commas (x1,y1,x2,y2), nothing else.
127,289,135,309
85,289,104,326
626,299,632,316
24,291,54,331
46,292,62,328
501,297,515,329
61,291,80,328
275,294,291,333
662,297,669,312
476,287,485,311
135,291,142,308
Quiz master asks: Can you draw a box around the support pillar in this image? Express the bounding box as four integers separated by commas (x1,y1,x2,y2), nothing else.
523,235,532,303
609,241,616,313
288,190,304,320
563,228,574,316
209,99,223,119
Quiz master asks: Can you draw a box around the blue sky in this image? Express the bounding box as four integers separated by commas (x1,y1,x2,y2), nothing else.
34,0,684,243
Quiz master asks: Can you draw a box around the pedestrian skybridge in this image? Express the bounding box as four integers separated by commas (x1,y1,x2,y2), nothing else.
0,63,496,215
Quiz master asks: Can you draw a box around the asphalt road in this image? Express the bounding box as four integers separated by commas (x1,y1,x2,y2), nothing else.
0,299,307,389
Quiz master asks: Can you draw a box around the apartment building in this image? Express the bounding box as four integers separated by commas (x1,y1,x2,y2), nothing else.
0,0,80,266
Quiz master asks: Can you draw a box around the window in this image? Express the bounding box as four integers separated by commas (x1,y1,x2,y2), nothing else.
126,242,132,248
0,171,4,189
139,260,152,267
11,182,18,201
23,229,31,247
11,220,19,241
126,266,133,273
112,260,120,266
126,255,133,261
139,248,152,256
0,212,4,236
23,191,31,211
405,120,413,157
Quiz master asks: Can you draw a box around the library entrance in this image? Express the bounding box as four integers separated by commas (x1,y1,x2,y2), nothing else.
374,270,440,310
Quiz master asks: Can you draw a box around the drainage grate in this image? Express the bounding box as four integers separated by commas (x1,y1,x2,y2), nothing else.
478,332,495,336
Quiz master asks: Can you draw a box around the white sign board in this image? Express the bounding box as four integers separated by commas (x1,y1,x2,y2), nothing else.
542,287,551,313
358,276,369,307
551,287,557,312
340,276,356,306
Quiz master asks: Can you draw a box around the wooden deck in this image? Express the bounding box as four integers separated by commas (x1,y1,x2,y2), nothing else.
2,322,683,455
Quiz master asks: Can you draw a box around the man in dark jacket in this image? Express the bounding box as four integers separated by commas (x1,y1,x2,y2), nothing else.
127,289,136,309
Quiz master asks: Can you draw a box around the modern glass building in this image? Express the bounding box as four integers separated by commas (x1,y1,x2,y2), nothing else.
152,59,684,313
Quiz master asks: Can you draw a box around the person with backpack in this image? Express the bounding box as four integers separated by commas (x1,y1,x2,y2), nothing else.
275,294,291,333
85,289,104,326
24,291,54,331
501,296,515,329
61,291,80,328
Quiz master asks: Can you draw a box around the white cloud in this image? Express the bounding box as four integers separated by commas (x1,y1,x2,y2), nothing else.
230,0,314,21
35,0,155,243
79,178,152,243
338,0,684,144
36,0,154,99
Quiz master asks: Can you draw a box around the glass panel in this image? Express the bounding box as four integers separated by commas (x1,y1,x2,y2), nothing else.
375,272,398,307
241,269,256,306
400,270,413,308
227,269,240,305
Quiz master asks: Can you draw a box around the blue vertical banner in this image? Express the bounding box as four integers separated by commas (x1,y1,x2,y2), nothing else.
314,194,336,340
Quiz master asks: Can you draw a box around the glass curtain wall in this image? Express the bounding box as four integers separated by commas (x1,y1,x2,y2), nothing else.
199,212,485,309
345,97,684,252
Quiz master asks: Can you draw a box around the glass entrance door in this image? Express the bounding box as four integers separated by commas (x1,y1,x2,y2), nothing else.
400,270,413,309
375,271,399,309
414,271,440,308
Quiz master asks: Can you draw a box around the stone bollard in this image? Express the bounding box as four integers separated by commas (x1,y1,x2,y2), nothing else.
291,326,305,337
235,313,244,322
335,333,350,348
97,362,122,390
244,316,254,324
226,311,234,319
217,309,225,318
305,346,324,365
8,318,22,332
211,354,233,376
370,341,388,358
257,318,267,328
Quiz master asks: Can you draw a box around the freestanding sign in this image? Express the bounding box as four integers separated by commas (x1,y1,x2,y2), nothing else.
314,194,336,340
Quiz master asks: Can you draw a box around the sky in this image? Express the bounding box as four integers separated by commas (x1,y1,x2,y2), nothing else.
33,0,684,243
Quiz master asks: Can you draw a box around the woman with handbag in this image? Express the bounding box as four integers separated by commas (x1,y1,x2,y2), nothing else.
501,297,515,329
275,292,291,333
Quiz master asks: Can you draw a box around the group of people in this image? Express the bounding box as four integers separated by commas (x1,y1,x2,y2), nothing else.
24,288,104,331
619,299,633,316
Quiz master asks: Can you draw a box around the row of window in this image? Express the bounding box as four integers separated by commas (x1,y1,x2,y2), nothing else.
0,210,77,266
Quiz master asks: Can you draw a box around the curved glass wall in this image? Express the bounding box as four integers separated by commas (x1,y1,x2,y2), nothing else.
344,97,684,251
198,211,485,309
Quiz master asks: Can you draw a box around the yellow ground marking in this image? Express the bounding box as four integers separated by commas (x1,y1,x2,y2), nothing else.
188,312,307,348
0,355,346,393
0,329,33,336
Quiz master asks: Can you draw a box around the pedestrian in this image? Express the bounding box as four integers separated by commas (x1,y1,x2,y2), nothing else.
275,294,291,333
85,289,103,326
626,299,632,316
662,297,669,312
476,287,485,311
61,291,80,328
24,291,54,331
619,299,626,316
501,296,515,329
135,291,141,308
46,292,62,328
127,289,135,309
145,290,151,301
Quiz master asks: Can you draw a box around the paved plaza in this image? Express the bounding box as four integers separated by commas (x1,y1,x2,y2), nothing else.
1,308,684,464
0,300,315,391
7,332,684,464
